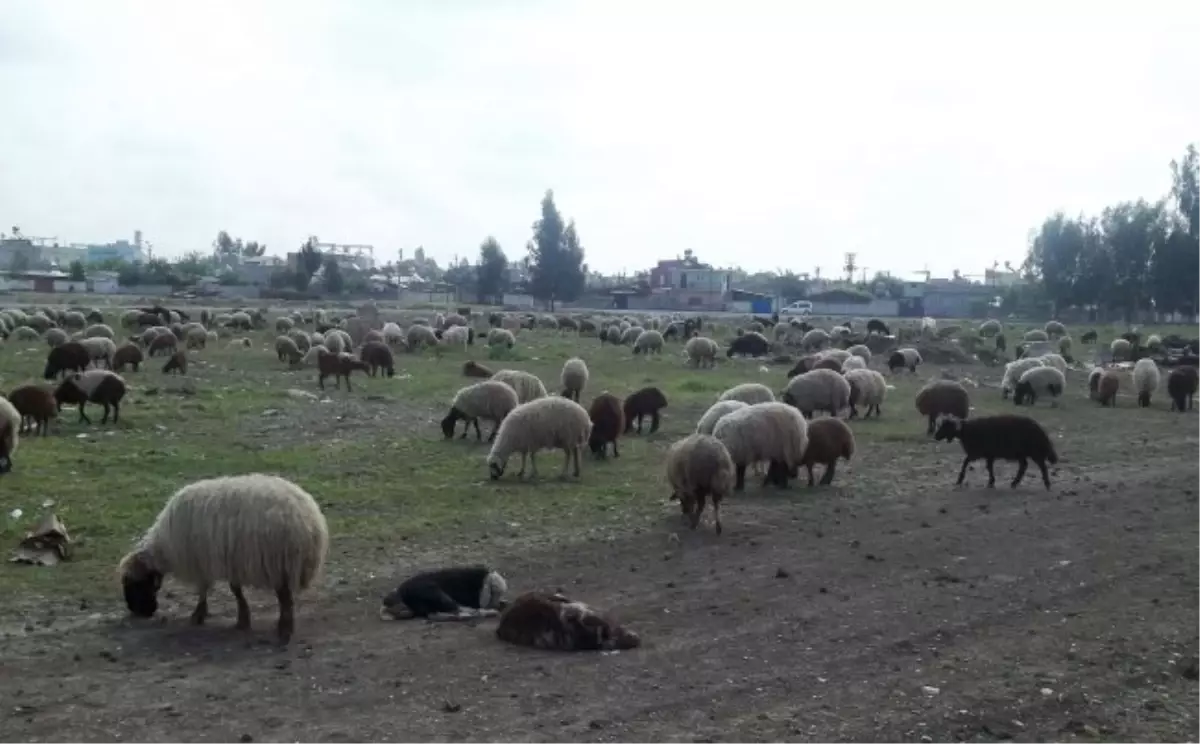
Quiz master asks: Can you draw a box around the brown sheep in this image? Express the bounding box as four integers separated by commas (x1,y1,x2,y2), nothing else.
462,360,494,378
112,343,145,372
796,417,855,486
915,380,970,435
5,384,57,435
1088,368,1120,407
495,592,640,652
586,392,625,458
147,332,177,357
785,355,820,378
813,357,842,373
162,350,188,375
317,350,370,392
622,386,668,434
666,433,735,534
43,341,91,380
359,342,395,377
1168,366,1198,412
362,329,385,346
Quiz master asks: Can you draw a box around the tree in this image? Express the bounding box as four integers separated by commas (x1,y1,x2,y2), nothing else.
242,240,266,257
323,257,344,294
9,251,31,273
476,236,508,303
527,191,587,311
1024,213,1088,313
214,230,236,255
1170,143,1199,240
1101,200,1162,321
299,237,323,279
68,260,86,282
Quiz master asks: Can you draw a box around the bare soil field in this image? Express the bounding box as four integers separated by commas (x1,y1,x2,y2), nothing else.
0,305,1196,742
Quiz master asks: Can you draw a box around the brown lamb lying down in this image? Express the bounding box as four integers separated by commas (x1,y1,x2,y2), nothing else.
495,592,640,652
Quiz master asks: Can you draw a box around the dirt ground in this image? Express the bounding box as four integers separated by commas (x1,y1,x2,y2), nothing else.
2,419,1196,743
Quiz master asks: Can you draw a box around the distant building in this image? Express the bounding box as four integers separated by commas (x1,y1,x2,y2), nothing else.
86,232,146,265
646,256,730,309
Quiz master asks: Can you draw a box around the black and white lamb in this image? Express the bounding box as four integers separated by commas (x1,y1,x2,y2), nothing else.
380,565,508,621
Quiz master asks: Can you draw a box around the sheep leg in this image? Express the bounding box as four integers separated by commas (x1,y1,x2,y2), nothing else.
77,403,91,425
516,453,527,478
612,439,620,458
820,461,837,486
1035,458,1051,490
650,412,660,434
275,583,294,644
1011,458,1028,488
100,402,111,425
473,419,483,441
528,453,538,479
635,415,643,434
111,401,120,424
572,446,581,477
190,586,210,625
956,456,971,486
231,584,251,630
344,374,352,392
318,373,326,390
734,464,746,492
926,415,936,435
689,493,705,530
487,424,499,442
985,458,997,488
560,449,570,479
712,500,722,535
848,404,858,419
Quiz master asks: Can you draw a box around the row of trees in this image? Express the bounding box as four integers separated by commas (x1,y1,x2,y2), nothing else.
1023,144,1199,321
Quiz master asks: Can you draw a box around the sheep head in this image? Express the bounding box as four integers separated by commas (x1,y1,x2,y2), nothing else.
119,551,163,618
441,408,463,439
932,416,962,443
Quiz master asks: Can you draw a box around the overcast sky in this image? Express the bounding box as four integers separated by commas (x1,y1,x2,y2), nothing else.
2,0,1196,279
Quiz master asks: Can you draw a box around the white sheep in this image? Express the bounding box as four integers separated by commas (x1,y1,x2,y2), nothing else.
666,433,735,535
44,327,69,348
685,336,719,368
443,380,520,441
603,325,622,344
118,473,329,643
1110,338,1132,361
1044,320,1067,337
921,317,937,335
1014,366,1066,407
820,348,851,365
695,400,748,435
1024,329,1049,342
1133,358,1160,408
491,369,547,403
1001,357,1045,399
979,319,1002,337
442,325,471,348
487,396,592,480
488,328,516,348
633,329,665,355
620,326,644,346
84,323,115,339
711,401,809,490
781,368,851,419
843,368,887,418
846,344,872,363
1037,352,1068,375
0,395,21,474
560,357,589,402
407,324,440,350
62,310,87,330
800,329,830,351
382,322,405,346
718,383,775,406
79,336,116,368
841,356,866,372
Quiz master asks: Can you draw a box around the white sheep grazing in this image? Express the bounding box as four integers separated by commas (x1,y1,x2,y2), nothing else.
820,349,851,365
685,336,719,368
620,326,644,346
1110,338,1132,361
781,368,852,419
84,323,115,339
382,322,405,346
921,317,937,335
604,325,622,344
846,344,872,363
843,368,887,418
491,369,547,404
442,325,471,348
0,395,21,474
1001,357,1045,399
695,400,748,435
666,433,736,535
711,401,809,490
323,331,347,354
301,344,329,366
487,396,592,480
443,380,520,441
80,336,116,368
800,329,830,351
633,330,665,355
407,324,440,350
1037,352,1068,375
1014,366,1066,407
560,357,589,402
118,473,329,644
488,328,516,348
718,383,775,406
1133,358,1160,408
841,355,867,372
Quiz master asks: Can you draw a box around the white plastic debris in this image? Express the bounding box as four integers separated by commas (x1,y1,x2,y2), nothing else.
921,685,940,696
9,508,23,520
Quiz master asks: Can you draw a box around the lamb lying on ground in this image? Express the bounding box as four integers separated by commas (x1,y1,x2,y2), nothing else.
380,566,508,621
495,592,640,652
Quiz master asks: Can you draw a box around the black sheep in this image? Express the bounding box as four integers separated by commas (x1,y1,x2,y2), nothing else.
866,318,890,336
587,392,625,458
43,341,91,380
54,370,126,425
933,414,1057,490
1167,366,1198,412
622,386,668,434
380,566,508,621
726,332,770,358
1080,330,1097,344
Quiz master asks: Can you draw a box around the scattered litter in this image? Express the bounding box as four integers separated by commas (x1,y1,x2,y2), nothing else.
1040,687,1054,697
921,685,940,696
10,512,73,566
76,433,89,439
9,508,23,520
285,388,318,401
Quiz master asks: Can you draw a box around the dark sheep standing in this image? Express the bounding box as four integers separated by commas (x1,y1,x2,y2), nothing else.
1080,330,1097,344
359,342,395,377
622,386,668,434
887,350,918,374
934,414,1058,490
43,342,91,380
587,392,625,458
4,384,57,435
995,333,1007,352
316,350,370,391
55,371,126,425
786,355,819,378
866,318,890,336
112,343,145,372
726,333,770,358
488,313,503,328
136,312,162,328
162,350,187,375
1168,366,1199,412
147,333,177,357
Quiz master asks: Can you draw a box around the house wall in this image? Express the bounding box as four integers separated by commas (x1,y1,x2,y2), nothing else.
810,299,900,317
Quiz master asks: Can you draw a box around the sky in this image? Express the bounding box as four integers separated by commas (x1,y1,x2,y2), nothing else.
1,0,1196,280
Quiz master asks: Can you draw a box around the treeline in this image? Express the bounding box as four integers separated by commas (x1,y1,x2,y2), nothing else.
1023,144,1198,321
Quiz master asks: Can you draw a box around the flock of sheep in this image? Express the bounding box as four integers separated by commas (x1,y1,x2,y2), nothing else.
1,303,1197,651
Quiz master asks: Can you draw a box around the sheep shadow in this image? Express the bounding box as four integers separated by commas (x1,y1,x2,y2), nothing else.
109,615,295,660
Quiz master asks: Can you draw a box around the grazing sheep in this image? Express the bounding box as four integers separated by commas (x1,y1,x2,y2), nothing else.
55,369,127,424
118,473,328,644
62,310,87,330
44,327,69,348
1088,367,1120,407
1000,358,1045,399
276,336,303,364
382,322,405,346
632,330,665,355
844,368,887,419
1145,334,1163,351
695,400,748,436
442,380,519,442
887,348,922,374
442,325,471,348
846,344,872,363
405,324,439,351
316,350,370,391
785,355,820,378
813,356,842,373
781,368,851,419
666,433,735,534
866,318,891,335
915,380,970,434
685,336,719,368
1110,338,1132,361
1013,366,1066,407
1057,336,1072,357
491,369,547,404
586,392,625,458
44,341,91,380
796,417,855,486
488,328,516,349
821,349,852,365
11,325,39,342
1167,366,1198,412
147,332,178,358
1044,320,1066,337
622,386,668,434
495,592,640,651
184,326,208,350
326,329,354,353
1037,352,1068,375
1081,330,1098,344
4,384,57,436
275,317,294,334
799,329,830,351
619,326,645,347
0,396,19,474
111,345,143,374
603,325,622,345
711,402,809,490
463,360,494,378
360,342,395,377
841,355,867,372
560,358,589,402
380,566,509,621
486,396,592,480
80,337,116,368
280,329,309,354
84,323,115,340
934,415,1057,490
718,383,775,406
1132,358,1160,408
726,331,771,358
979,319,1002,337
227,311,253,331
162,350,188,375
362,329,385,346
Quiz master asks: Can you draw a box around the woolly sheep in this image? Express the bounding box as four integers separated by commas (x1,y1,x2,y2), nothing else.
844,368,887,419
228,311,253,331
1145,334,1163,350
275,317,294,334
1132,358,1160,408
1044,320,1066,337
486,396,592,480
162,349,188,376
13,325,40,341
711,401,809,490
685,336,719,368
44,341,91,379
586,392,625,458
695,400,747,435
796,417,855,486
80,337,116,368
44,327,69,348
1057,336,1072,357
491,369,547,404
276,336,303,364
1013,366,1066,407
0,395,20,474
602,325,622,344
112,343,144,373
841,355,867,372
979,319,1002,337
302,344,329,366
84,323,115,340
1088,367,1120,407
1167,366,1198,412
623,386,668,434
846,344,871,362
5,384,56,436
887,348,922,374
62,310,87,330
286,329,311,354
633,329,664,355
382,322,405,346
915,380,970,434
495,592,640,652
316,350,370,391
1001,357,1045,399
934,414,1058,490
800,329,830,351
781,368,851,419
560,358,589,402
488,328,516,348
666,433,735,534
183,326,208,350
726,332,771,358
620,326,644,346
1023,329,1049,343
442,380,520,442
718,383,775,406
1110,338,1132,361
55,369,126,424
119,473,328,643
407,324,439,350
1037,352,1068,375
